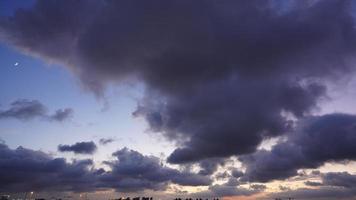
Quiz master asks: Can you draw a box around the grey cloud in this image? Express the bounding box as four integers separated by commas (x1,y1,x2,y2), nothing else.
271,187,356,200
231,169,244,178
0,143,97,192
58,141,97,155
49,108,74,122
99,148,212,192
240,113,356,182
225,178,240,187
322,172,356,188
305,181,323,187
270,172,356,199
0,99,47,120
99,137,115,145
0,143,213,193
193,182,262,198
1,0,356,165
0,99,73,122
198,158,226,176
250,184,266,191
279,185,290,191
215,172,229,180
208,185,258,197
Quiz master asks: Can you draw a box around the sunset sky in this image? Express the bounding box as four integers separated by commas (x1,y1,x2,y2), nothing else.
1,1,356,200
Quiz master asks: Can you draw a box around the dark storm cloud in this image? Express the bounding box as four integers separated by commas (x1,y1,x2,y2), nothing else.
99,137,115,145
58,141,97,155
99,148,212,192
0,99,73,122
0,143,97,192
1,0,356,164
240,113,356,182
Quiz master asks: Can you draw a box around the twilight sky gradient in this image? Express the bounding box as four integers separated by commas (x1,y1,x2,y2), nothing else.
1,1,356,200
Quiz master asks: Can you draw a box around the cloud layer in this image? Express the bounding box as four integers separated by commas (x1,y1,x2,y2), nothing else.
1,0,356,165
1,1,356,198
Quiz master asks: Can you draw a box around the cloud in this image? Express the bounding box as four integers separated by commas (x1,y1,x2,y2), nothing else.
192,180,264,198
0,142,215,193
99,137,115,145
215,171,229,180
240,113,356,182
58,141,97,155
100,148,212,192
0,143,98,192
250,184,266,191
0,99,46,120
231,169,244,178
225,178,240,187
305,181,323,187
0,99,73,122
198,158,226,176
271,186,356,200
1,0,356,165
322,172,356,188
270,171,356,199
49,108,74,122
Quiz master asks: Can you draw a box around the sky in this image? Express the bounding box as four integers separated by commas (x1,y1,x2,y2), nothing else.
1,0,356,200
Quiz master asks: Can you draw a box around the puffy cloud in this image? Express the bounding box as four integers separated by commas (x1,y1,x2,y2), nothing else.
240,113,356,182
0,143,97,192
99,148,212,192
58,141,97,155
0,99,73,122
1,0,356,165
0,143,215,193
